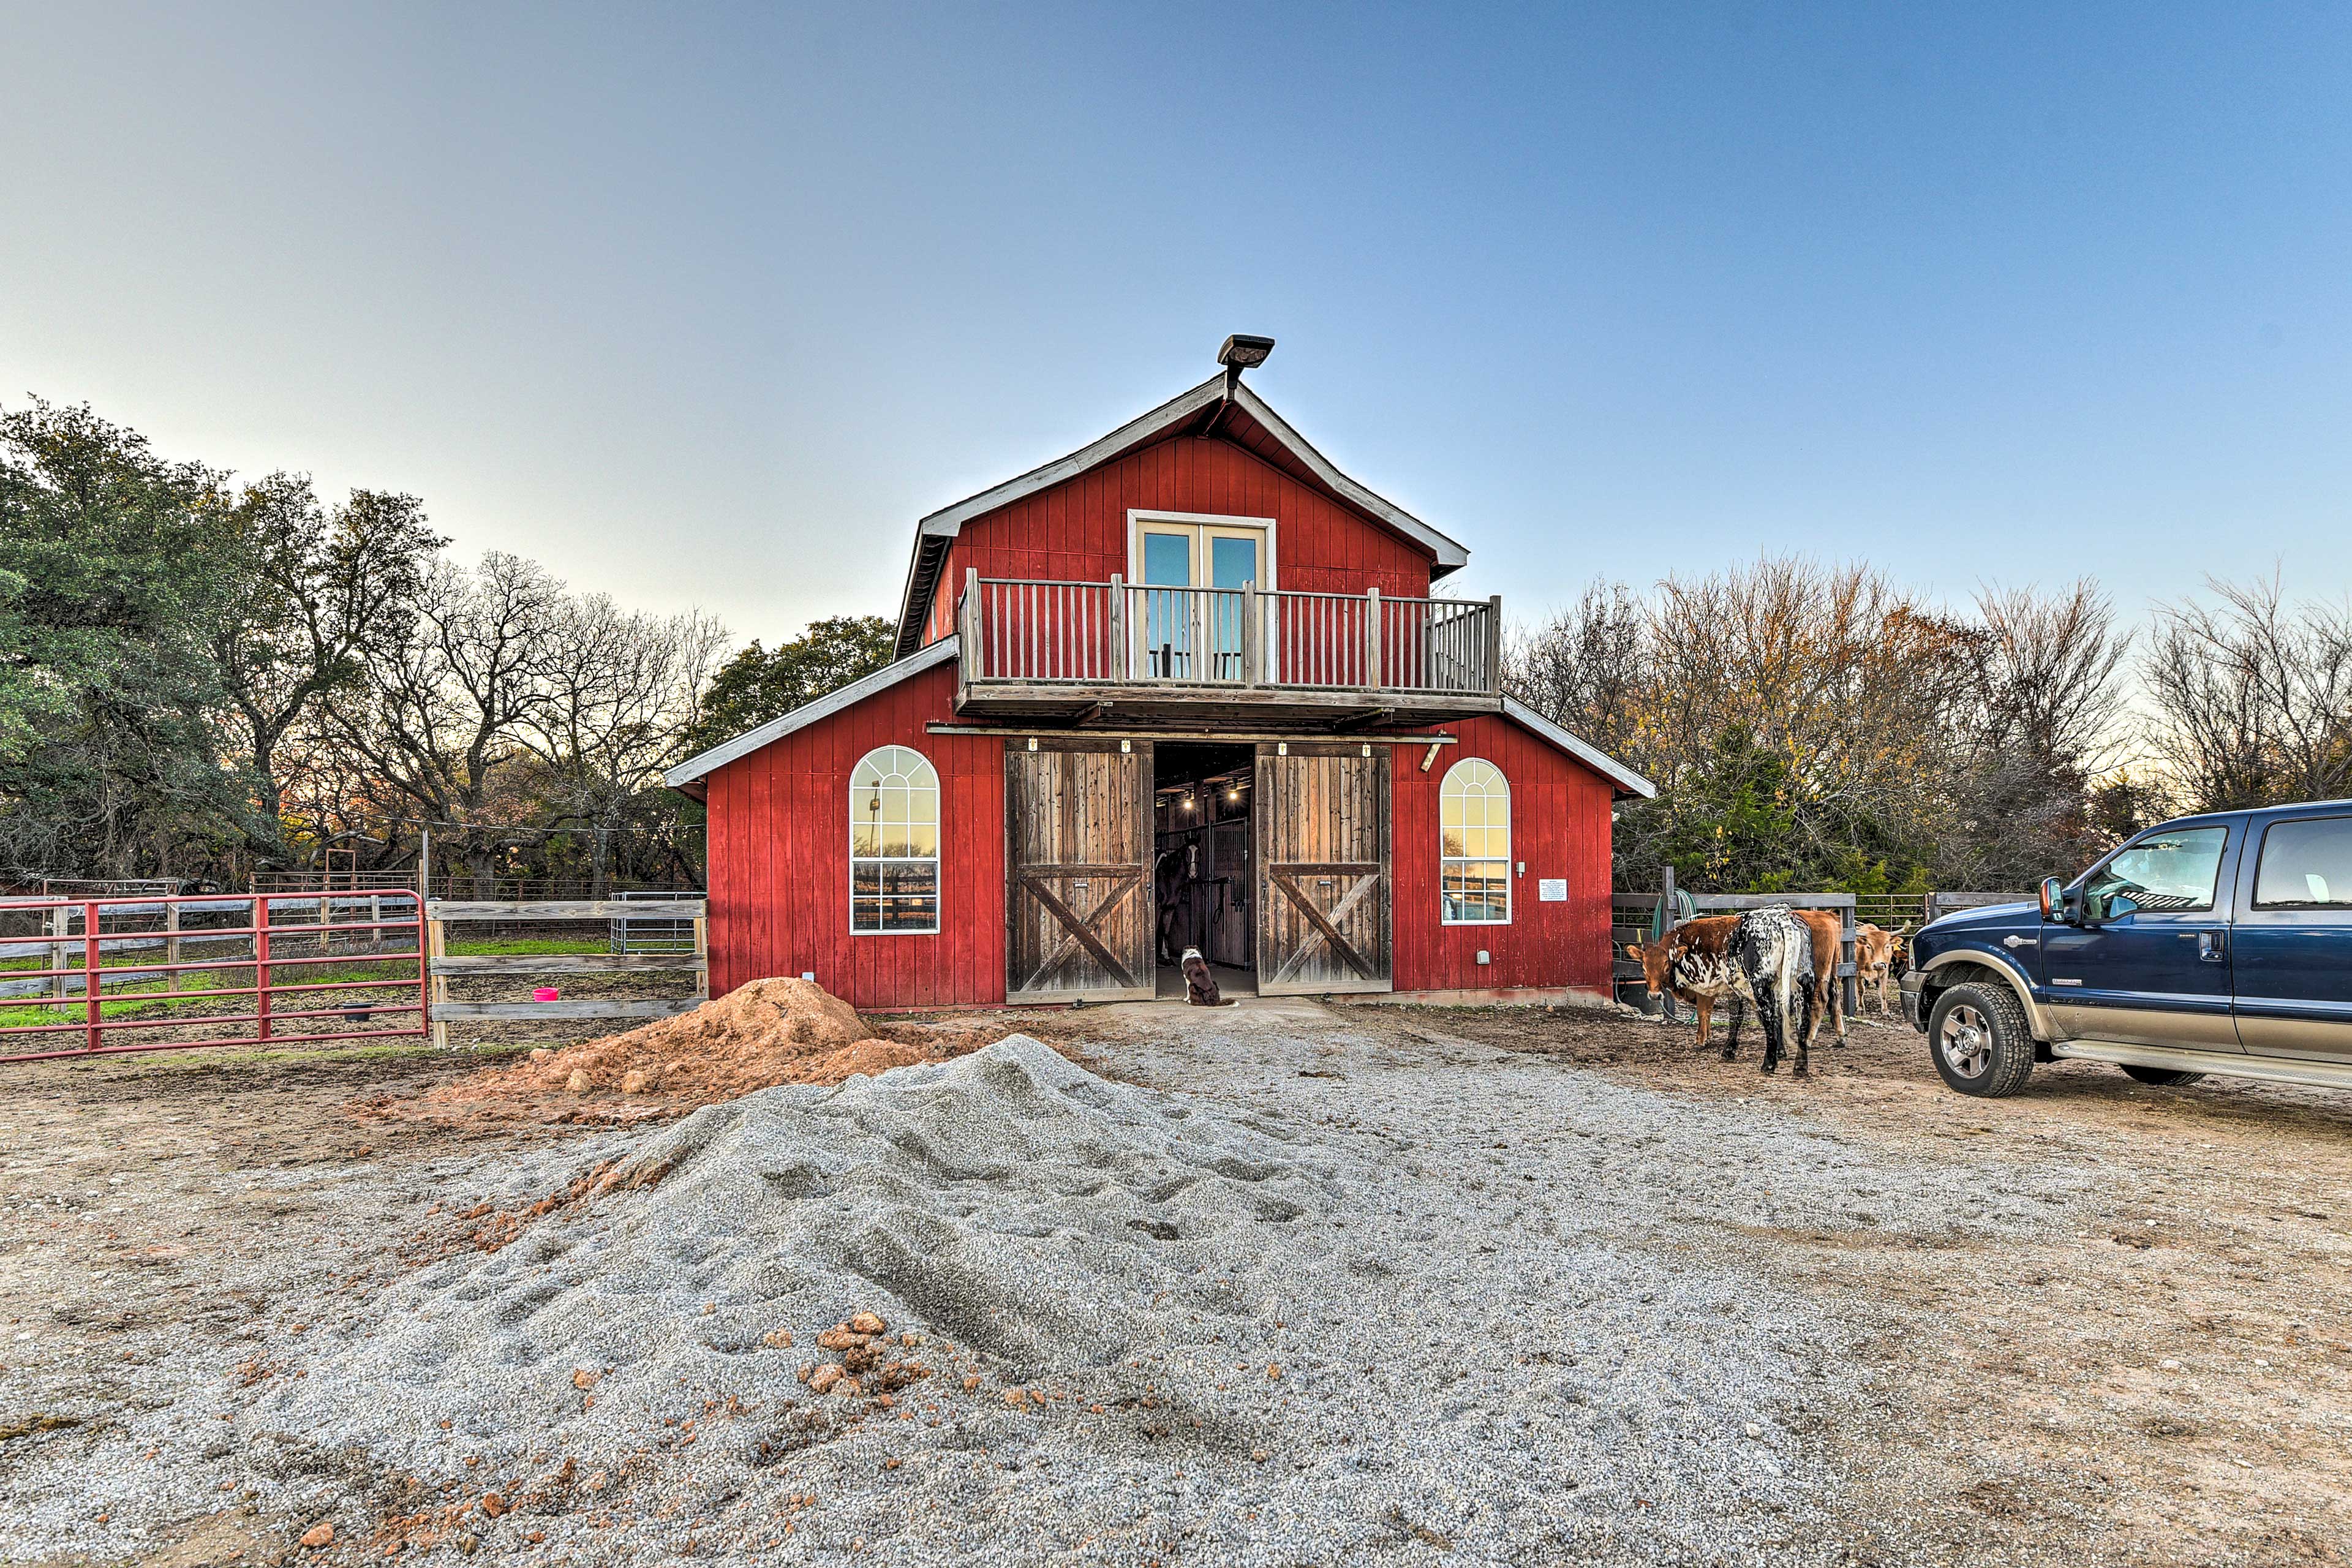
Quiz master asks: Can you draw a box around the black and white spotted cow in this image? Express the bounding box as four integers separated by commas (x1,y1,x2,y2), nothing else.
1624,906,1820,1076
1730,905,1818,1076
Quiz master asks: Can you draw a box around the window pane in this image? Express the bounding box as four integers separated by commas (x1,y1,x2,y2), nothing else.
1210,535,1259,590
851,823,880,857
1142,531,1192,587
2089,826,2228,914
2255,816,2352,907
905,823,938,857
1441,829,1465,858
881,895,937,932
881,862,938,897
852,861,883,897
851,897,884,932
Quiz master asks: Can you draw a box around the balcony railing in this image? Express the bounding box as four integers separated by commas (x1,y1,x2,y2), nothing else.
956,573,1502,699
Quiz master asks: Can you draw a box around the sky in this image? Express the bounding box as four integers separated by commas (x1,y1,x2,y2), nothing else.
4,2,2348,647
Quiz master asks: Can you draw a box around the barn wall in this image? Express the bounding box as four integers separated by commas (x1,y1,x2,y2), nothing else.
703,662,1006,1009
1390,714,1617,997
922,435,1436,644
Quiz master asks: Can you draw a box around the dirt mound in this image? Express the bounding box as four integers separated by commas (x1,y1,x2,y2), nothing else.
358,978,1046,1128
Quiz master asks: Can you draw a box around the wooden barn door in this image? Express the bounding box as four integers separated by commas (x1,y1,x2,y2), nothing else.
1005,740,1156,1003
1256,742,1392,996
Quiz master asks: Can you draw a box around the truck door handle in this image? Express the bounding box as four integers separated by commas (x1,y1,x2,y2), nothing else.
2198,930,2227,962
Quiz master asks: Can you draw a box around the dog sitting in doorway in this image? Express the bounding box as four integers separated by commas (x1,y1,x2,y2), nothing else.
1180,948,1234,1007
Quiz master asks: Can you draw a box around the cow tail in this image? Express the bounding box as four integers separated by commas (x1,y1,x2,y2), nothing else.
1776,926,1807,1049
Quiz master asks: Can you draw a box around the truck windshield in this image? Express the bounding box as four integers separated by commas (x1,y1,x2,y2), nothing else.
2083,826,2228,917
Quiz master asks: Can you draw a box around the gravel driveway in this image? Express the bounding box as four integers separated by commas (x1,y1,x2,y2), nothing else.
2,1000,2346,1566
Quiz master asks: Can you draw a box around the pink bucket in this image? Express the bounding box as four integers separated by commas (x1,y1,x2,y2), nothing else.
533,987,560,1003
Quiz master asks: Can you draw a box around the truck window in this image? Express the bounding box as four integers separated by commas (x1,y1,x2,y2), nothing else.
2083,826,2228,918
2253,816,2352,908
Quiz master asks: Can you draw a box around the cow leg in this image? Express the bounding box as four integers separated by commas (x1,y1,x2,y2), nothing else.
1722,997,1743,1061
1830,969,1845,1045
1692,994,1713,1052
1754,979,1780,1073
1793,981,1817,1077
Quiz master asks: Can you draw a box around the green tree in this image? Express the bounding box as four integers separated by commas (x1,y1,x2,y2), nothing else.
0,399,243,878
685,615,897,755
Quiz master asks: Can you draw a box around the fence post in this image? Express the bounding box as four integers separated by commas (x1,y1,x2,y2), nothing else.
1242,579,1262,685
82,902,100,1052
1840,899,1859,1019
254,895,271,1046
1485,595,1504,694
50,906,70,1013
1109,573,1128,682
428,910,450,1050
164,899,181,995
1657,865,1678,1025
693,914,710,1003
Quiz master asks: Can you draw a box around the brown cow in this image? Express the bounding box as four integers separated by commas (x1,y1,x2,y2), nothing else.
1789,908,1846,1047
1623,914,1748,1054
1627,908,1847,1052
1853,923,1904,1016
1624,908,1818,1074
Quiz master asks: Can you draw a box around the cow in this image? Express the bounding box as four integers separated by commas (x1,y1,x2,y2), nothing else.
1624,906,1819,1075
1730,906,1819,1076
1789,908,1847,1046
1624,908,1846,1052
1623,913,1747,1052
1853,923,1904,1015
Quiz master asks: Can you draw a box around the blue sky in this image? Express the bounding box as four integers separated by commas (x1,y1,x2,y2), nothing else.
4,3,2346,643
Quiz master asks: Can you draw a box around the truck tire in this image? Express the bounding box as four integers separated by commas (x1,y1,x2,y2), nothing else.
1926,981,2036,1098
2120,1065,2207,1087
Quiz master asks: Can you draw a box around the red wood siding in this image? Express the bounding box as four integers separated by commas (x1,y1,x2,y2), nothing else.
702,662,1006,1009
703,680,1616,1007
1390,714,1618,997
923,435,1436,644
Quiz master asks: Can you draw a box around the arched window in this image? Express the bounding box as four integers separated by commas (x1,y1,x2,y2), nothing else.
850,745,940,933
1440,758,1510,925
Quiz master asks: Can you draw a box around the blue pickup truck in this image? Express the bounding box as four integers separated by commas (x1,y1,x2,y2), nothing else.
1901,801,2352,1096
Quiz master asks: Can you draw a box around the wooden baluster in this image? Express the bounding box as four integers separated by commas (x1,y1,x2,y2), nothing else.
1485,595,1504,694
1364,587,1382,690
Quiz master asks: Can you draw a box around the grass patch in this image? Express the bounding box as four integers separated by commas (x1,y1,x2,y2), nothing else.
446,937,611,956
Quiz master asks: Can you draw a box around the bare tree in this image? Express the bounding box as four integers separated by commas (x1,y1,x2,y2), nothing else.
2146,575,2352,811
326,552,566,892
521,594,727,895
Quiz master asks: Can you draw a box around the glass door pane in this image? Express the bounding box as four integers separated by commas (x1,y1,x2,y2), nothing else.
1206,533,1259,680
1139,529,1194,678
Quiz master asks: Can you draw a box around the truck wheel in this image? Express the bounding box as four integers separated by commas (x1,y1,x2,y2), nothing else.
1926,982,2036,1097
2120,1065,2206,1087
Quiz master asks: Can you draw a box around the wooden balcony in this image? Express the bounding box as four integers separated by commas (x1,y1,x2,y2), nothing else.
952,571,1504,729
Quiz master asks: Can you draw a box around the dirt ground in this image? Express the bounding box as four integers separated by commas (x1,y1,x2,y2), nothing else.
2,997,2347,1565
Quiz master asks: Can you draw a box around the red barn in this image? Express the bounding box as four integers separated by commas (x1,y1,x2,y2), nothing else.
667,341,1651,1010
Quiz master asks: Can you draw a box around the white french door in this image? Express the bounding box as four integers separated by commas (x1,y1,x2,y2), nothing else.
1130,513,1273,682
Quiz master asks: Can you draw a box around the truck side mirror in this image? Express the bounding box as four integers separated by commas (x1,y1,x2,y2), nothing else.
2038,875,2067,924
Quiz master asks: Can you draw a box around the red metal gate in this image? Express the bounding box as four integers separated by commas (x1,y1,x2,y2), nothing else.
0,891,427,1063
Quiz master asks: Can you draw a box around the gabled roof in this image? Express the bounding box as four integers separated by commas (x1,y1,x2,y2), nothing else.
664,638,960,792
1501,698,1657,800
893,374,1471,657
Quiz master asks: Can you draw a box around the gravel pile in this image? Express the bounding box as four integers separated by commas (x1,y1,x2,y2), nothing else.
9,1012,2099,1565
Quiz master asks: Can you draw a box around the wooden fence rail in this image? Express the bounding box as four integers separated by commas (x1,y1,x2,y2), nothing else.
425,898,708,1049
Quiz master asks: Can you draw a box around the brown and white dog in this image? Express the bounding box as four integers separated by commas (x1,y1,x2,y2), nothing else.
1180,947,1225,1007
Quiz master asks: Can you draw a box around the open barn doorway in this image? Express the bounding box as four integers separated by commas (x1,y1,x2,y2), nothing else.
1151,741,1257,1000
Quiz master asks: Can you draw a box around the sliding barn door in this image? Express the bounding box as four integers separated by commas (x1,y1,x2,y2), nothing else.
1005,740,1156,1003
1256,742,1392,996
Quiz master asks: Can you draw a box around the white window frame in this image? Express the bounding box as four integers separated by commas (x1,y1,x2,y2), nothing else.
849,745,941,936
1123,510,1279,590
1439,757,1512,926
